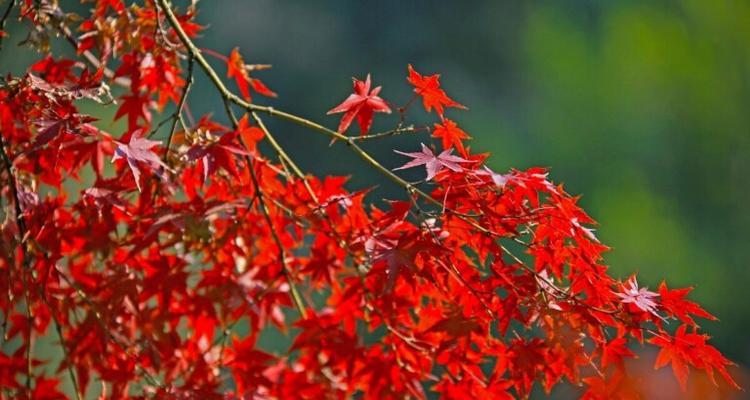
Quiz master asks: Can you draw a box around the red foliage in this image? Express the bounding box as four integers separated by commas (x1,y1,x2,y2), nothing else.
407,64,467,120
328,74,391,135
0,1,740,399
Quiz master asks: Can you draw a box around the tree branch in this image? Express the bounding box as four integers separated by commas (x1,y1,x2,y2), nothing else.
155,0,621,328
163,52,194,163
209,87,309,319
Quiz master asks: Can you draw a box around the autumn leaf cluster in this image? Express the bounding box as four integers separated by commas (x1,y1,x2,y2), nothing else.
0,1,740,399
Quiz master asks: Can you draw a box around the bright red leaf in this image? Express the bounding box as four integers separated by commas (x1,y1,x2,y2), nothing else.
651,325,740,391
659,281,717,326
227,47,277,100
407,64,467,119
327,74,392,134
432,118,471,155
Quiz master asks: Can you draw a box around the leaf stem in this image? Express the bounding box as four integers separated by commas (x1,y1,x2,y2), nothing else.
163,53,194,163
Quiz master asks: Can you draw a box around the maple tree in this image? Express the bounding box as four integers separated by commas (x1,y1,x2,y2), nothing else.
0,1,741,399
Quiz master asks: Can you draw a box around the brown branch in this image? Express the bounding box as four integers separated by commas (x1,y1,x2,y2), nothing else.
349,125,425,141
162,52,194,162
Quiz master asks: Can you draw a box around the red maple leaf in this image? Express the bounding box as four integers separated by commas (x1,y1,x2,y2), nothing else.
112,134,168,191
114,91,152,132
327,74,391,134
32,113,98,149
185,127,250,183
407,64,467,119
31,377,66,400
659,282,717,326
432,118,471,155
651,325,740,391
394,143,471,181
227,47,277,100
235,114,265,153
601,337,635,369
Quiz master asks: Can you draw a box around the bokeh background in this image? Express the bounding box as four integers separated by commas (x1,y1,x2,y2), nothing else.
2,0,749,397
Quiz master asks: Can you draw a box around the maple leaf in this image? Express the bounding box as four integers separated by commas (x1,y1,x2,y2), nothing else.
327,74,391,134
364,223,415,293
393,143,471,181
616,276,661,317
601,337,635,368
475,166,511,188
112,134,168,191
185,129,251,183
226,47,276,101
83,187,128,212
658,282,717,326
507,338,549,398
427,312,482,338
235,114,265,153
227,48,251,99
32,376,66,400
114,92,151,131
651,325,740,391
570,216,600,243
407,64,467,119
432,118,471,155
32,114,96,149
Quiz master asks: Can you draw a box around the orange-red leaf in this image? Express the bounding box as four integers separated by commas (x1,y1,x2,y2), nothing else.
432,118,471,156
659,281,717,326
407,64,466,119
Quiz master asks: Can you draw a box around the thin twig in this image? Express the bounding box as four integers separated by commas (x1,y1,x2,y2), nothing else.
195,75,309,319
163,53,194,162
349,125,424,141
38,292,83,400
157,0,487,227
